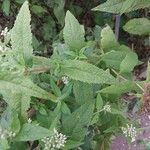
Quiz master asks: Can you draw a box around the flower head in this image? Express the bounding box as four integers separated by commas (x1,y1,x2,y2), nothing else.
121,124,137,142
41,128,67,150
0,126,16,140
27,118,32,123
1,27,9,37
103,104,111,113
62,76,69,85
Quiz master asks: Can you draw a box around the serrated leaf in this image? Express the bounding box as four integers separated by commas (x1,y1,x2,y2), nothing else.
2,92,30,121
92,0,150,14
0,108,20,133
61,60,116,84
15,123,52,141
11,1,33,67
101,25,119,52
63,11,85,51
0,77,57,102
123,18,150,35
62,102,94,141
73,81,93,105
99,81,139,96
101,51,125,70
120,52,138,73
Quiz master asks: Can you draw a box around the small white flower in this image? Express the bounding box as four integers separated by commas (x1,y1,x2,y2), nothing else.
42,128,67,150
1,27,8,37
0,126,16,140
28,118,32,123
8,131,16,138
62,76,69,85
121,124,137,142
103,104,111,112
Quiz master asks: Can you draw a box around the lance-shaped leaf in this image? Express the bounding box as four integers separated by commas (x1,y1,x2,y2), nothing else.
61,60,116,84
73,81,93,105
11,1,33,67
63,11,85,51
99,81,141,96
62,102,94,141
123,18,150,35
0,77,57,102
15,123,53,141
120,52,138,73
101,25,119,52
2,92,31,121
92,0,150,14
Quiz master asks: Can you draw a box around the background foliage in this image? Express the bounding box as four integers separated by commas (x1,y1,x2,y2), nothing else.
0,0,150,150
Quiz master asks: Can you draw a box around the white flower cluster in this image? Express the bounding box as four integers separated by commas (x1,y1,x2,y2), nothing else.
121,124,137,142
0,126,16,140
103,104,111,112
41,128,67,150
62,76,69,85
1,27,9,37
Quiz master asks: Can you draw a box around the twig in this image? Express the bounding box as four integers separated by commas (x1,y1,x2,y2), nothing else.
115,15,121,41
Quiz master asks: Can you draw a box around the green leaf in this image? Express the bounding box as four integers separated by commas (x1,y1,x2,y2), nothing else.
101,51,125,70
1,108,20,133
54,0,65,25
101,25,119,52
99,81,139,96
63,11,85,51
61,102,71,115
146,61,150,82
92,0,150,14
11,1,33,67
62,102,94,141
49,102,61,130
61,60,116,84
50,77,62,97
73,81,93,105
96,93,103,110
111,108,124,116
120,52,138,73
63,140,83,150
32,56,51,68
15,0,26,4
93,0,126,14
2,93,31,121
0,139,9,150
123,18,150,35
31,5,47,14
15,123,52,141
0,77,57,102
2,0,10,16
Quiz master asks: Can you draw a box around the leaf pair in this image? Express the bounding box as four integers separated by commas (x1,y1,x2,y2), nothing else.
100,25,138,73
